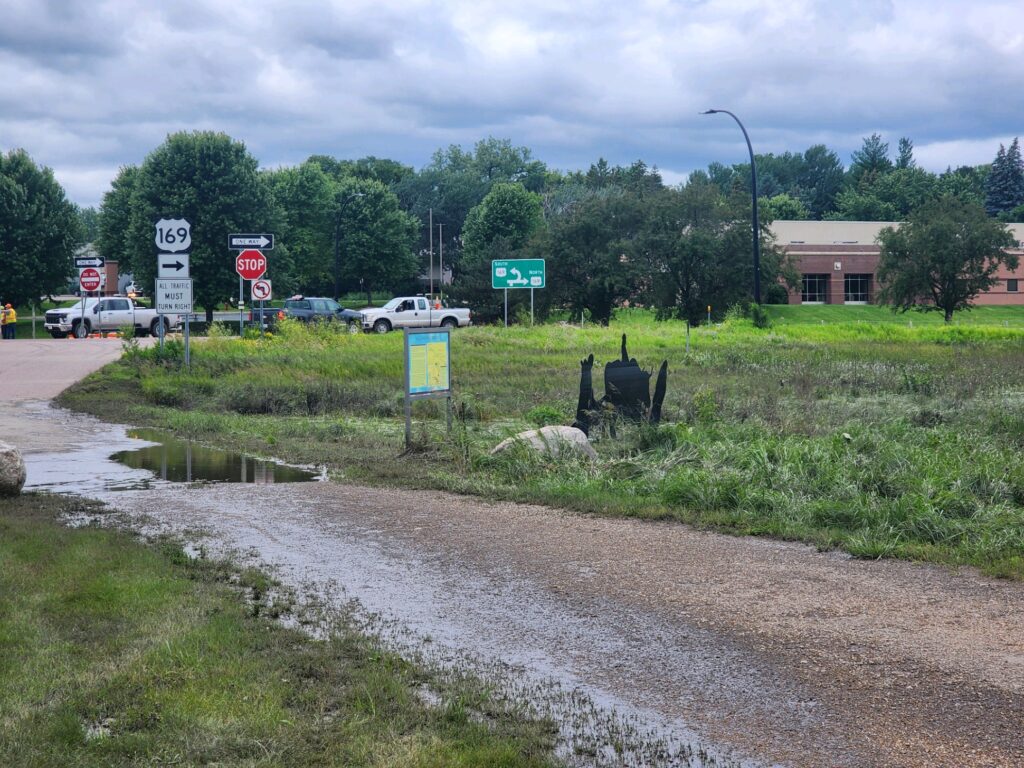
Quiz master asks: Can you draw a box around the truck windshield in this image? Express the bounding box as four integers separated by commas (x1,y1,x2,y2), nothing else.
382,298,402,310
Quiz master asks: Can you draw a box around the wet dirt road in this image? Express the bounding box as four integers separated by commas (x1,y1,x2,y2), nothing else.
10,342,1024,767
86,480,1023,768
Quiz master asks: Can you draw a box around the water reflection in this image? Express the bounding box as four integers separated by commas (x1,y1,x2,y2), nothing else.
112,429,318,484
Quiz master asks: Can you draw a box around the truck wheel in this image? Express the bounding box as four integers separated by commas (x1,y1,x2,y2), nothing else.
150,318,167,337
49,330,67,339
72,321,88,339
440,317,458,329
346,321,360,335
373,319,391,334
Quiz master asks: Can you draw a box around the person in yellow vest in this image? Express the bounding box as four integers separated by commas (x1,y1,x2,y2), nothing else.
2,304,16,339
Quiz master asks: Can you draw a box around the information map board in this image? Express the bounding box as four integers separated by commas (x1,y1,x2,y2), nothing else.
404,328,451,396
403,327,452,448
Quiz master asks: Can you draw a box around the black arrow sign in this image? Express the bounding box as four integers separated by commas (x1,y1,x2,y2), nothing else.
161,260,186,272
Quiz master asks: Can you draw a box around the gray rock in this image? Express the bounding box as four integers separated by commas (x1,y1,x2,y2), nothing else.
0,441,26,496
490,425,598,461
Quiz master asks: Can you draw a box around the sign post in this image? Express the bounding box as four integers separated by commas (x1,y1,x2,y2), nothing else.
235,249,267,337
230,236,273,336
491,259,545,327
154,218,191,357
403,327,452,450
251,279,271,337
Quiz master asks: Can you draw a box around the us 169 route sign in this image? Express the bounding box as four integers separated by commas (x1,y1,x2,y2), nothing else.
154,218,191,253
492,259,545,289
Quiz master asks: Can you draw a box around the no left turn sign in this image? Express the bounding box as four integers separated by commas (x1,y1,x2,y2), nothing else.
251,279,272,301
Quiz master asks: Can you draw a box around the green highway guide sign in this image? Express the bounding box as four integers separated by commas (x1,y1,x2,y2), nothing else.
492,259,545,289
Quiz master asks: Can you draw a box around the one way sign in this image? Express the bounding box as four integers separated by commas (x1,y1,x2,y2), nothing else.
228,233,274,250
157,253,190,278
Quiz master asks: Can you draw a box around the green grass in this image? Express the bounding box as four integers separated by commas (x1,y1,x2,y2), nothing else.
765,303,1024,326
0,493,558,767
59,313,1024,579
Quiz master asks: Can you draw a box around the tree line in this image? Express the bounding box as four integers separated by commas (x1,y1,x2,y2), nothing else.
2,130,1021,323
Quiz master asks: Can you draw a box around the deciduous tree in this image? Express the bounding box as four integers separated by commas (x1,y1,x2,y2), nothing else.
454,183,544,320
126,131,279,323
0,149,82,306
97,165,139,266
334,178,419,305
877,197,1017,322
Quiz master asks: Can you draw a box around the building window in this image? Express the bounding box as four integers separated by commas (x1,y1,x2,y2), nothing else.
801,274,828,303
844,274,872,303
1009,279,1019,293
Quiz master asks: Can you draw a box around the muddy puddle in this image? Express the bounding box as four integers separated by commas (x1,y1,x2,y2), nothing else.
111,428,320,484
23,406,320,494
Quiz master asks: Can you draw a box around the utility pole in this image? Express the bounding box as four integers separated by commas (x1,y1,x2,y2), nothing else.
438,222,444,303
429,208,434,298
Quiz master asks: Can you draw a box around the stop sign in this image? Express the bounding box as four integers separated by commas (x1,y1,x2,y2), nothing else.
79,267,102,292
235,249,267,280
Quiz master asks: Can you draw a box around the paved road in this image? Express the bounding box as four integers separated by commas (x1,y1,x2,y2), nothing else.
0,339,148,452
10,342,1024,767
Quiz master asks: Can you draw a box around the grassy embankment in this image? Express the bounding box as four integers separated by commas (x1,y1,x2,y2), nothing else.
60,308,1024,578
0,493,557,767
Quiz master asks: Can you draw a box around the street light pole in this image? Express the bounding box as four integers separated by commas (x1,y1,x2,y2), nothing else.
702,109,761,304
333,192,364,302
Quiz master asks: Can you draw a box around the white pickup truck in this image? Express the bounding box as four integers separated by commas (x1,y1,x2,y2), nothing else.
44,297,182,339
360,296,472,334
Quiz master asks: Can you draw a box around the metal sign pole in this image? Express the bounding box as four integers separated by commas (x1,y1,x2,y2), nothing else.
184,311,190,368
239,276,244,336
531,288,534,326
404,329,412,450
504,288,508,328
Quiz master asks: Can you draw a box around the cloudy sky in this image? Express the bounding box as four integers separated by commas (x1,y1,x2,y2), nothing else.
2,0,1023,208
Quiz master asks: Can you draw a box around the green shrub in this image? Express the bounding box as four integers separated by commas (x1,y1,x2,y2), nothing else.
526,405,566,427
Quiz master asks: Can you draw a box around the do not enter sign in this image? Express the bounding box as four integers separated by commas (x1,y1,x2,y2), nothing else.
79,267,102,292
235,249,267,280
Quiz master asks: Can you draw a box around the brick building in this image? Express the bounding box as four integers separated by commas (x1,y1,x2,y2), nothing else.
772,221,1024,306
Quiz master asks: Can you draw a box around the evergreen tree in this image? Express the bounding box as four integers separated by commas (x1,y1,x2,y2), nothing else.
896,137,916,169
849,133,893,189
985,138,1024,216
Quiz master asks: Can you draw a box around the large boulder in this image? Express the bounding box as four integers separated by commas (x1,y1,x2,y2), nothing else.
490,425,598,461
0,441,25,495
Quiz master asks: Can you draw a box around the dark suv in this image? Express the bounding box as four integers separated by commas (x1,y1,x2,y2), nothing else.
251,296,363,331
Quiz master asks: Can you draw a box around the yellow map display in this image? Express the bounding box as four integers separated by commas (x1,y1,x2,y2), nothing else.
426,341,449,389
407,332,450,393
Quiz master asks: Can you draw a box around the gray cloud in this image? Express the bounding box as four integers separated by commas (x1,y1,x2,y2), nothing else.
1,0,1022,207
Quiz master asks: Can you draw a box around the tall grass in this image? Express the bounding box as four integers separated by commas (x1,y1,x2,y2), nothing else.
60,314,1024,577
